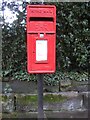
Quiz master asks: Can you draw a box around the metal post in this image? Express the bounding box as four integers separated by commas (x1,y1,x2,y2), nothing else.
14,95,16,111
37,74,44,119
37,1,44,119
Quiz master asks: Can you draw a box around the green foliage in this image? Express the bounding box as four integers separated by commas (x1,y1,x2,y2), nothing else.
44,71,88,85
2,1,27,77
55,2,89,70
12,70,36,81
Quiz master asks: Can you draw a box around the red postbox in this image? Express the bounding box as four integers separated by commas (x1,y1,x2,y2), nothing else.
26,5,56,73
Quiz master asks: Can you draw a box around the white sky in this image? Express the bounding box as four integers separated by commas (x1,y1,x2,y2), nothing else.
4,7,17,23
1,0,24,24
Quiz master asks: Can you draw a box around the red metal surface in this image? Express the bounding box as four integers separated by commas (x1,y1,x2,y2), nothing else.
26,5,56,73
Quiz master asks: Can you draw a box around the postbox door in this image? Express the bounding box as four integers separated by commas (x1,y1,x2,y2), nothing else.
27,33,55,73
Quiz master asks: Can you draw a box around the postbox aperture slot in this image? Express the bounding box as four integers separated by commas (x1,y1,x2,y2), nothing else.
36,40,48,62
29,17,53,22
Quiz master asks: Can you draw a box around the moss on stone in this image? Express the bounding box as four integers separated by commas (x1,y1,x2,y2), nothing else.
44,94,67,103
17,94,67,104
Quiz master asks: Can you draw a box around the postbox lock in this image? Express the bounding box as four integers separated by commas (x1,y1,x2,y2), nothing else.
40,33,44,38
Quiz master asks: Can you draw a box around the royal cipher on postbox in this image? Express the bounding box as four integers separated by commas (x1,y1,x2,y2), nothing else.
26,5,56,73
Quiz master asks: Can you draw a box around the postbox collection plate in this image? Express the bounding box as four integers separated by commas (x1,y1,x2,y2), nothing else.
26,5,56,73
